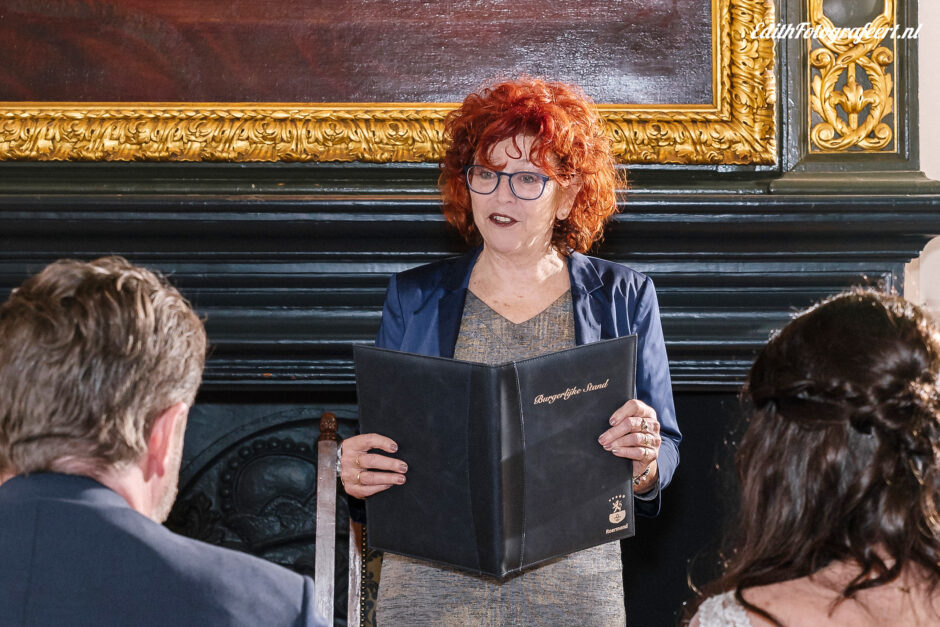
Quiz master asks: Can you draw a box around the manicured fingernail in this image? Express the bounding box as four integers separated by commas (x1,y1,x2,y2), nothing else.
611,448,619,455
397,475,406,484
390,443,398,452
609,416,617,425
598,435,609,445
398,463,407,472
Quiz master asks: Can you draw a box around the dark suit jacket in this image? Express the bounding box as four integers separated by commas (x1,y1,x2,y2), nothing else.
375,248,680,517
0,473,324,627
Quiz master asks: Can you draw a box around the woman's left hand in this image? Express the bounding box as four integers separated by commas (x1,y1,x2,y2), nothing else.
598,399,660,493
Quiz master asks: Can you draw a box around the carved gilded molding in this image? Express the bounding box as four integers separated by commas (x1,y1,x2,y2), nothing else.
808,0,897,153
605,0,776,165
0,0,775,165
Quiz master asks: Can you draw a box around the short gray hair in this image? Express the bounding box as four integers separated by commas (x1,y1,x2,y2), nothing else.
0,257,206,475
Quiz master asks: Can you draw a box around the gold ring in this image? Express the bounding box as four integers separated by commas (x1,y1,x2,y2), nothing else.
641,419,650,432
356,454,362,467
644,447,652,461
356,471,362,485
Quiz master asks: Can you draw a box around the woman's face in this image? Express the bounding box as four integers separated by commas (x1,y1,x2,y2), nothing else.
469,134,576,259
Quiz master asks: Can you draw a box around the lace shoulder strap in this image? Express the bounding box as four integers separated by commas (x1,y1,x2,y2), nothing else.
695,591,753,627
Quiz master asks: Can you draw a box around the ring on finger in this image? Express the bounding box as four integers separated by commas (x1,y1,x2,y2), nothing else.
356,454,362,468
644,447,652,461
356,471,362,485
641,419,649,432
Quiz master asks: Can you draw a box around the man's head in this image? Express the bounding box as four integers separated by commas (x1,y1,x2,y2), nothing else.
0,257,206,519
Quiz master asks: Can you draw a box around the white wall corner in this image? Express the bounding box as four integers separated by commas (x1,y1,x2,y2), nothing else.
920,1,940,180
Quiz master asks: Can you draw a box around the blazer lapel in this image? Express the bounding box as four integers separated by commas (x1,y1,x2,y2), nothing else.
437,247,482,357
568,252,604,346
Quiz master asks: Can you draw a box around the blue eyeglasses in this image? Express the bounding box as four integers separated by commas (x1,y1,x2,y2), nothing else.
463,165,551,200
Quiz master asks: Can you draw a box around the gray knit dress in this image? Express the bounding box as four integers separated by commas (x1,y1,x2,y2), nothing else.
376,290,627,626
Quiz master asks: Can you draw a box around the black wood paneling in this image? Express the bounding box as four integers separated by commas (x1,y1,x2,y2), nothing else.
2,184,937,390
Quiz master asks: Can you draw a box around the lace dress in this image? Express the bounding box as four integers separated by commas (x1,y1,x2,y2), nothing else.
376,290,627,626
694,591,753,627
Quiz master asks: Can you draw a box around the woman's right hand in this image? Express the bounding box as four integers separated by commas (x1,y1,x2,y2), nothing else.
340,433,408,499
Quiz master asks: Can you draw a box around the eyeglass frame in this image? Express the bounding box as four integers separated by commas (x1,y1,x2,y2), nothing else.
462,165,552,201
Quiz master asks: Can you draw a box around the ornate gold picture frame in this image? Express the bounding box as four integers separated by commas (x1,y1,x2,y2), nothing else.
0,0,774,165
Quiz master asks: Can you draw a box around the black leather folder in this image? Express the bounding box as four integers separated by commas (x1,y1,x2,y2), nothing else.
353,334,637,579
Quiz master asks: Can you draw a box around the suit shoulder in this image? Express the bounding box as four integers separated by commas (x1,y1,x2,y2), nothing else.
388,251,478,312
149,526,316,622
98,510,308,605
583,255,647,277
1,494,316,626
394,253,468,290
162,525,304,586
578,254,653,288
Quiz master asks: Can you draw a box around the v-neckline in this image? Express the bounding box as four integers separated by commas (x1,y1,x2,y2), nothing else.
466,289,571,326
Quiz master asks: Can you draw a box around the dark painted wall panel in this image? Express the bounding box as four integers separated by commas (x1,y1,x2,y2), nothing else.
1,0,711,104
2,186,936,389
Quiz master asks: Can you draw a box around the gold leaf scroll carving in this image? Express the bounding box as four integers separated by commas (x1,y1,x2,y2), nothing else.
606,0,776,165
0,107,447,163
808,0,896,152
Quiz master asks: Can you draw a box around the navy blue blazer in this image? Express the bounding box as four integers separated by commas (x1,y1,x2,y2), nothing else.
0,473,324,627
375,248,680,516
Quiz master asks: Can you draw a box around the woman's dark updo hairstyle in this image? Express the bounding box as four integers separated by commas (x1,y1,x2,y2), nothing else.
704,289,940,625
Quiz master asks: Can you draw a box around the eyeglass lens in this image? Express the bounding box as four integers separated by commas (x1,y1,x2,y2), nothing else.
465,166,547,200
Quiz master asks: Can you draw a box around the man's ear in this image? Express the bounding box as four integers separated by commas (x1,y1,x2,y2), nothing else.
143,402,188,480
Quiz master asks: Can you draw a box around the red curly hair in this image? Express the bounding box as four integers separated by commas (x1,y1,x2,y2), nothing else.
439,77,621,254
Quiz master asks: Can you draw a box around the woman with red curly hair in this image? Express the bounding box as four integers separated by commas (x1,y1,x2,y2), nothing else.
341,78,680,623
